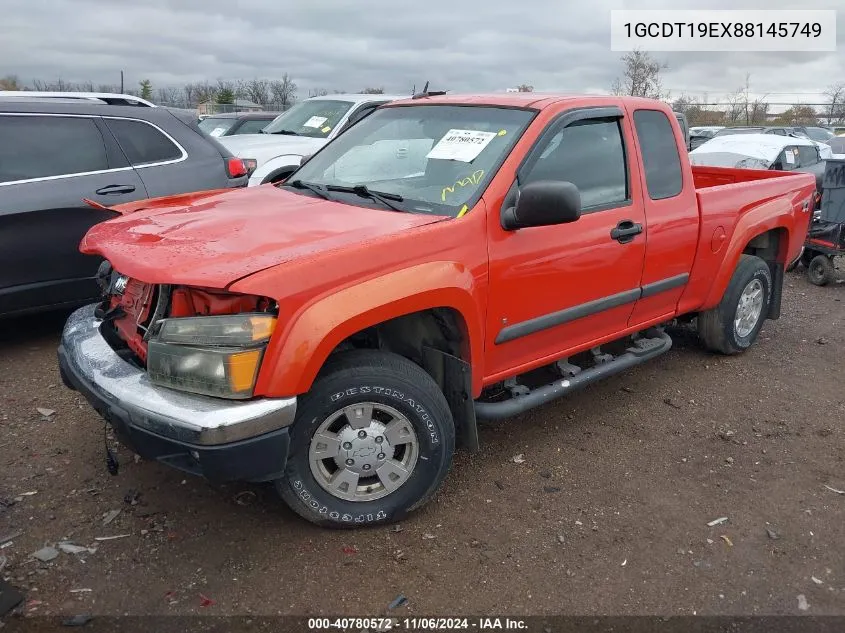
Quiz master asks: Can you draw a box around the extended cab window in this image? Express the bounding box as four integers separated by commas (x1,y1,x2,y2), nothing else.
521,118,628,210
105,119,183,166
633,109,683,200
0,115,108,183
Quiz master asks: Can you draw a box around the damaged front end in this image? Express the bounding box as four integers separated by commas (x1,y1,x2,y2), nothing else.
57,262,297,483
93,260,277,400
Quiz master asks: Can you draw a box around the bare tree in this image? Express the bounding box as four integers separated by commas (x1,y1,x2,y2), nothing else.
269,74,297,108
823,82,845,126
723,87,745,124
610,49,667,99
183,83,197,107
309,88,329,97
243,78,270,106
0,75,22,90
361,86,384,94
193,80,218,105
516,84,534,92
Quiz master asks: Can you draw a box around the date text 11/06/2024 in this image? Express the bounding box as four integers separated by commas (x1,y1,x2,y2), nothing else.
307,617,528,630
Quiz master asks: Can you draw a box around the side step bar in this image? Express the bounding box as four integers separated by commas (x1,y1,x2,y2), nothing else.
474,329,673,420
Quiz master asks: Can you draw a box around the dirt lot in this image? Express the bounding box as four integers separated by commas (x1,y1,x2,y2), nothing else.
1,270,843,619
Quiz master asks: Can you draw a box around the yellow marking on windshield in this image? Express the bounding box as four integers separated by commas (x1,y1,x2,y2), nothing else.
441,169,485,202
456,205,469,218
498,129,507,136
321,126,332,133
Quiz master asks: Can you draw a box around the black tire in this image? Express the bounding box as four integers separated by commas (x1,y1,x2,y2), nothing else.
807,254,834,286
276,349,455,528
265,170,295,185
698,254,772,355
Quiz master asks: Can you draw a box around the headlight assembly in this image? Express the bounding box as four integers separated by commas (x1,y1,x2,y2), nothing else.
147,314,276,399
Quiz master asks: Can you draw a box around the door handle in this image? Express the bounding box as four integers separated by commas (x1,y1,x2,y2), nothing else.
95,184,136,195
610,220,643,244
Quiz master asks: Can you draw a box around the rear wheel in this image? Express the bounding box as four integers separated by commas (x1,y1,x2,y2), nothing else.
698,254,771,355
807,254,834,286
277,350,455,528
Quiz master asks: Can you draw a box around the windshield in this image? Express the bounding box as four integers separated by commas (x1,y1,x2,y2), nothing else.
285,105,536,217
805,127,835,142
198,117,237,137
262,100,355,138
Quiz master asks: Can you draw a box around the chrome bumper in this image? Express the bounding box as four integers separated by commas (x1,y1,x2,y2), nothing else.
58,304,297,446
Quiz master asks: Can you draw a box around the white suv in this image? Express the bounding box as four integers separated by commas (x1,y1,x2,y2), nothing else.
217,93,408,186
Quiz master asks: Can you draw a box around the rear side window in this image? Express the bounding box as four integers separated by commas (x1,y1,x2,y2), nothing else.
0,115,108,183
797,146,819,167
522,118,629,210
633,109,683,200
106,119,183,166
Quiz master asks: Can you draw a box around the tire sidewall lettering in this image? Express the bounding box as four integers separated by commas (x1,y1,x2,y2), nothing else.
731,266,771,348
329,386,440,445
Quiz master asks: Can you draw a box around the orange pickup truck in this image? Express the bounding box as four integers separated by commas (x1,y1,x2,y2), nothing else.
58,93,816,528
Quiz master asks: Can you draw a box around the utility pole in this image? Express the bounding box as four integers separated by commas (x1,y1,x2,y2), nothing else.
120,70,124,93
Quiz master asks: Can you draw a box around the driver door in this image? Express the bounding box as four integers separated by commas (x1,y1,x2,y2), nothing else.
484,108,647,379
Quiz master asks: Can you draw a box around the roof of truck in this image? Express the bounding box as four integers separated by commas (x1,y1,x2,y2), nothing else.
385,93,671,110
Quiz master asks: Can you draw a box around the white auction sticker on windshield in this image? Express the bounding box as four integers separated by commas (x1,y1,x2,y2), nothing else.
426,129,498,162
303,116,328,128
209,127,226,137
785,150,795,164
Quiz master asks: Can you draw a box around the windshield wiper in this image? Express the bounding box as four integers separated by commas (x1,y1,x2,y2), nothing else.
269,129,299,135
326,184,405,212
287,179,332,200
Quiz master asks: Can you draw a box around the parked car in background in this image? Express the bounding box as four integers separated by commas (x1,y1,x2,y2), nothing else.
714,126,833,159
0,93,250,318
689,133,827,193
217,93,407,186
827,135,845,158
197,112,280,137
689,126,724,150
796,126,835,143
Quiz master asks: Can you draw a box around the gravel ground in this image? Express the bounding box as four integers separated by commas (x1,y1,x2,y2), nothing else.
0,270,843,620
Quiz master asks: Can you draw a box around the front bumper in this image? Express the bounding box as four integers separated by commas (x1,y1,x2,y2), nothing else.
57,304,297,482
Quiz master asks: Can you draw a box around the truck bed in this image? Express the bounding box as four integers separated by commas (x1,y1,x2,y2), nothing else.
676,165,817,316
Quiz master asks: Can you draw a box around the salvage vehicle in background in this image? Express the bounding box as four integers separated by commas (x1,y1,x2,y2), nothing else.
689,126,724,150
799,159,845,286
0,93,250,318
217,93,407,186
197,111,280,137
689,133,827,194
58,93,815,528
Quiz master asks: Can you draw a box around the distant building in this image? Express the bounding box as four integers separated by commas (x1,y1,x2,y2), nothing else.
197,98,263,115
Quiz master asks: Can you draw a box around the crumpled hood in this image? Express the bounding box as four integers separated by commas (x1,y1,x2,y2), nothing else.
217,134,325,165
81,185,448,288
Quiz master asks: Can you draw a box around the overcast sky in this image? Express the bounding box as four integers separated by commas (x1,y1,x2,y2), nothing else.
3,0,842,103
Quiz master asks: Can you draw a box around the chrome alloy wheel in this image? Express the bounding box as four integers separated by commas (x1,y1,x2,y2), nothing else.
734,278,764,338
308,402,419,502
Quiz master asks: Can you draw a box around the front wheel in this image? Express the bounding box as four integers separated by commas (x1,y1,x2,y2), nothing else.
276,350,455,528
698,254,771,355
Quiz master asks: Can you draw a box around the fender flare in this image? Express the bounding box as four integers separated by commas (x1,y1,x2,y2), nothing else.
701,208,792,310
252,261,485,397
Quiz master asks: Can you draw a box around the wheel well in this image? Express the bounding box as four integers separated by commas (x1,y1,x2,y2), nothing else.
742,227,787,319
330,308,469,368
262,167,297,184
742,227,788,263
326,308,478,452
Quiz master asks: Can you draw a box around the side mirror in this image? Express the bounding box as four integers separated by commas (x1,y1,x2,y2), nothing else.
502,180,581,230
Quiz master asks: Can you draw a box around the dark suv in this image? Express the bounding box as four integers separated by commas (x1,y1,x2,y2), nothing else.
0,95,249,318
